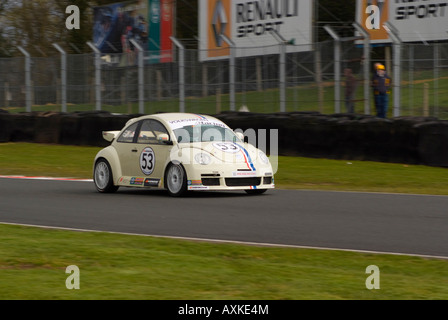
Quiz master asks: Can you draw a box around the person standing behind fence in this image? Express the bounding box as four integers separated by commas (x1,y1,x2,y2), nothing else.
371,64,391,118
372,63,382,114
344,68,357,113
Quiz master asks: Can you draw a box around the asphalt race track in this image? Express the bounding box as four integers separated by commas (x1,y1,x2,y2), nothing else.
1,177,447,258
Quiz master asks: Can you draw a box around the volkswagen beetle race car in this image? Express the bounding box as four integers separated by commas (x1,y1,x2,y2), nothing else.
93,113,275,196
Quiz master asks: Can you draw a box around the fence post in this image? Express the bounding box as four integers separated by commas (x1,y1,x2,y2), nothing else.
221,35,236,112
17,46,31,112
202,63,208,97
434,42,439,117
256,57,262,92
170,37,185,113
384,22,402,118
52,43,67,113
353,22,371,115
4,82,10,108
130,39,145,114
409,44,414,115
86,42,101,111
315,43,324,113
270,29,287,113
423,83,429,117
216,88,222,114
324,25,341,113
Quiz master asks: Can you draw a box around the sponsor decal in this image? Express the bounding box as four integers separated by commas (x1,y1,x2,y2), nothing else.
195,114,208,120
232,171,258,177
130,177,144,185
144,178,160,187
140,147,156,175
167,117,227,130
188,186,210,190
188,180,203,186
119,177,130,184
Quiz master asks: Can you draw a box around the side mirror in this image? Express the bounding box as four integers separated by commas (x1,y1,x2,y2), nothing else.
158,133,173,145
102,131,120,142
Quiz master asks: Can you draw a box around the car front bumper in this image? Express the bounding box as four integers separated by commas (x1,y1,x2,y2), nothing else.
184,164,275,191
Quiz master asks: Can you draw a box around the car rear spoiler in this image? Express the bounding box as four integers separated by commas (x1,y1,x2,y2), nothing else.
102,131,120,142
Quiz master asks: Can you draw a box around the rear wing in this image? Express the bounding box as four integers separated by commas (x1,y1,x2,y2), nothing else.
102,131,120,142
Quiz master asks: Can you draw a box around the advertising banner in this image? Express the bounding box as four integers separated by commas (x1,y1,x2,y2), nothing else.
148,0,174,63
199,0,313,61
356,0,448,44
93,0,173,64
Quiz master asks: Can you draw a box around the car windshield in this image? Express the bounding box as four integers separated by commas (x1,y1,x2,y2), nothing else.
173,125,240,144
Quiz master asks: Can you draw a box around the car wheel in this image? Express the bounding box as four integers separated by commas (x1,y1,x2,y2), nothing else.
165,163,187,197
94,159,118,193
245,189,267,195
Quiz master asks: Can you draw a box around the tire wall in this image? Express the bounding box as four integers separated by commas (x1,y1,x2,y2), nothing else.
0,110,447,167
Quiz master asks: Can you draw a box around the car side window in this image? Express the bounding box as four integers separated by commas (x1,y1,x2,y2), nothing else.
137,120,169,144
117,122,139,143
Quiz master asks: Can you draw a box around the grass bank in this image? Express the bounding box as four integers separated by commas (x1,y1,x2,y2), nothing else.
0,223,447,300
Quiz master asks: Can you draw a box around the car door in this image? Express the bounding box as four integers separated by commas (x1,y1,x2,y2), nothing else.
115,119,172,186
114,121,142,182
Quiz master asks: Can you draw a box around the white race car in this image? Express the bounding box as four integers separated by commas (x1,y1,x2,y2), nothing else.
93,113,275,196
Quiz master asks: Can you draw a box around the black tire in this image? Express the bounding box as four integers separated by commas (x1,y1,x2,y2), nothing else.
245,189,267,195
93,159,119,193
165,163,188,197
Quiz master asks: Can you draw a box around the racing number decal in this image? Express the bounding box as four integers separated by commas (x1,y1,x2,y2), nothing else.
213,142,240,153
140,147,155,175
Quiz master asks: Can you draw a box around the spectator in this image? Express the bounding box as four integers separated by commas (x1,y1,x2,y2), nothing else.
372,63,383,113
344,68,357,113
371,64,392,118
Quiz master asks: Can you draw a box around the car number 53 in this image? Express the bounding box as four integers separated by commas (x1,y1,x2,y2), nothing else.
140,147,155,175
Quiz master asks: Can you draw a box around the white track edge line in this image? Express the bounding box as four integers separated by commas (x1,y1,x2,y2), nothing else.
2,175,448,198
1,221,447,260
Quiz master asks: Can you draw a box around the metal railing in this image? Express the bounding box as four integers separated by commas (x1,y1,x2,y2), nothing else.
0,37,447,119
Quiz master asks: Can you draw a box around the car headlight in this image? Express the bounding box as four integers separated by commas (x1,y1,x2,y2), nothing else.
194,153,211,165
259,151,269,164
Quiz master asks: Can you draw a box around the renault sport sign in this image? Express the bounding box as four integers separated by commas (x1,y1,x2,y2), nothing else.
199,0,313,61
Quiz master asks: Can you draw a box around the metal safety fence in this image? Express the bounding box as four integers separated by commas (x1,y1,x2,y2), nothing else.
0,38,447,119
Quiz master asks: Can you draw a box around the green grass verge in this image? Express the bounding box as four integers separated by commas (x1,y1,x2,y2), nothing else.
2,142,448,195
1,142,448,300
0,224,447,300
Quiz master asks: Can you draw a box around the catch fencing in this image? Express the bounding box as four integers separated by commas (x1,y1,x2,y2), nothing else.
0,37,447,119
